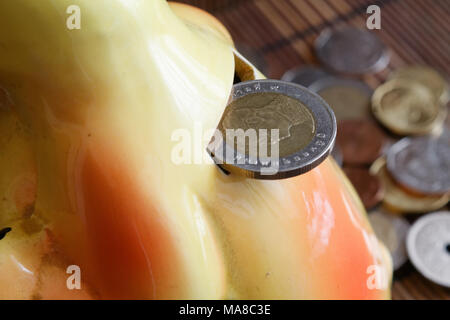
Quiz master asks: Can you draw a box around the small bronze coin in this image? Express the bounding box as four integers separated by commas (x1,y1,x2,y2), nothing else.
336,119,387,166
343,167,384,210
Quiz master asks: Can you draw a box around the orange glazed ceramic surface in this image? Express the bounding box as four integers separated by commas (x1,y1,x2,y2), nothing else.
0,0,391,299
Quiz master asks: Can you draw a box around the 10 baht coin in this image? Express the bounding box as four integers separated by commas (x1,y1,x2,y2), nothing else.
315,27,389,74
386,135,450,195
407,211,450,287
208,80,336,179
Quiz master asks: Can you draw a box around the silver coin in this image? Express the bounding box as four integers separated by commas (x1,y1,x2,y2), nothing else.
315,27,389,74
369,209,410,271
208,80,337,179
309,77,373,121
386,134,450,195
407,211,450,287
281,65,330,88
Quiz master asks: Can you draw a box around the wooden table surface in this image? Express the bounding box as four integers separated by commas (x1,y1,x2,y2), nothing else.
178,0,450,300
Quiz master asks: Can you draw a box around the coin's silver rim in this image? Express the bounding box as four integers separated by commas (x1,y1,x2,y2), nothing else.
308,76,374,96
209,79,337,179
369,209,410,271
406,211,450,288
386,136,450,195
315,27,389,75
280,65,330,87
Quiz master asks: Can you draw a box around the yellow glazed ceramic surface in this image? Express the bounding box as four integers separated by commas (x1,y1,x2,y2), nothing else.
0,0,391,299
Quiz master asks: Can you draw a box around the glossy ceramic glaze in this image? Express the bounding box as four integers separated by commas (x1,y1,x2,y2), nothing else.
0,0,391,299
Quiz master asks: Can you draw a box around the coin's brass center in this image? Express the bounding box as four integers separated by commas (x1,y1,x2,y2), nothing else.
219,92,316,158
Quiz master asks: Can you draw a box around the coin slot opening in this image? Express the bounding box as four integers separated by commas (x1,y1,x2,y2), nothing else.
233,72,242,85
0,227,12,240
233,49,258,83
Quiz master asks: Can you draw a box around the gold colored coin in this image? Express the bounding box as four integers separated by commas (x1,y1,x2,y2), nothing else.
220,92,316,158
369,157,449,214
389,65,449,104
372,79,445,135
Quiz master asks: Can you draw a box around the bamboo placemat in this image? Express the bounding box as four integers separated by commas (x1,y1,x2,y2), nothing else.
176,0,450,300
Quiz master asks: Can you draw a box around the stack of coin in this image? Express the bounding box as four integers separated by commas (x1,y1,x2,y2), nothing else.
368,71,450,283
280,26,449,284
370,157,449,214
370,66,450,212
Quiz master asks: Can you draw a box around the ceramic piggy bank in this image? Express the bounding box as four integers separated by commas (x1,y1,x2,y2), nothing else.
0,0,391,299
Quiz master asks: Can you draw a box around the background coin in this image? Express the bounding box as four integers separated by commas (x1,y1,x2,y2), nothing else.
209,79,337,179
315,27,389,74
309,77,373,121
387,135,450,195
370,157,449,214
336,119,387,165
372,79,445,135
407,211,450,287
281,65,330,88
389,65,449,104
343,167,384,209
369,209,410,271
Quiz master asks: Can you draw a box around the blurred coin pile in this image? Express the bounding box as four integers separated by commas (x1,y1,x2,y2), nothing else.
282,27,450,285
